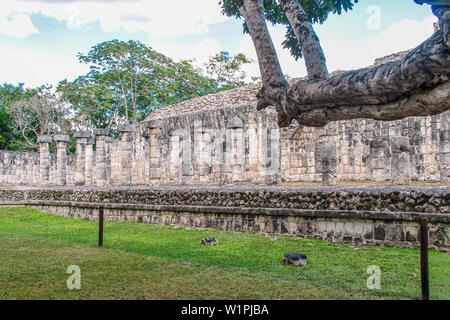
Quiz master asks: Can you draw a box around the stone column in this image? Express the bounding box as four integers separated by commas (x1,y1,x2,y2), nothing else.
440,129,450,182
38,135,52,185
54,134,70,186
148,120,164,184
177,129,194,185
315,140,338,186
95,129,109,187
220,131,233,185
85,137,94,186
369,140,387,182
227,116,244,183
104,136,113,185
265,127,281,185
118,124,134,185
73,131,90,185
390,136,411,185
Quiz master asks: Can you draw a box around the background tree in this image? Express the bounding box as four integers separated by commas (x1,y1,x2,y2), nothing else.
9,85,71,150
205,51,253,90
0,83,37,151
58,40,218,129
220,0,450,127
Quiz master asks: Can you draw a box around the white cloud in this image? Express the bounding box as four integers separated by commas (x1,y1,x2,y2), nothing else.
151,38,223,68
1,0,228,38
0,12,39,37
318,15,437,72
235,25,308,81
0,1,437,88
0,47,90,88
236,14,437,81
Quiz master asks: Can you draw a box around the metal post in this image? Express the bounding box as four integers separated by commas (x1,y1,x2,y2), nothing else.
99,206,104,247
419,218,429,300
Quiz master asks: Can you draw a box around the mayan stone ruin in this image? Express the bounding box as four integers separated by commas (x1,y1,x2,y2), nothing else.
0,53,449,252
1,82,449,188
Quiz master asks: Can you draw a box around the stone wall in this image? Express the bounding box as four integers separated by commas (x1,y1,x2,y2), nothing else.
0,151,40,185
0,138,77,187
1,186,448,251
281,111,450,183
0,72,449,187
0,107,448,187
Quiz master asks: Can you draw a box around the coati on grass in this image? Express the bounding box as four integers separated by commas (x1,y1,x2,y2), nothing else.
201,237,219,246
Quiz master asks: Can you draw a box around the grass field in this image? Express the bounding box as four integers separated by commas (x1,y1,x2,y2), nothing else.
0,207,449,300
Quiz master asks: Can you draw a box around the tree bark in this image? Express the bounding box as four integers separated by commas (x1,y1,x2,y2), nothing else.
240,0,289,117
278,0,329,80
243,0,450,127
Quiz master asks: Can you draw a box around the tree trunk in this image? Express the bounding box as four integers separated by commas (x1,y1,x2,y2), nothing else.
243,0,450,127
240,0,289,116
278,0,329,80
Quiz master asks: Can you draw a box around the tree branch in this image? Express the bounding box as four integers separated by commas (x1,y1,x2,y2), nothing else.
240,0,289,112
278,0,329,80
243,0,450,127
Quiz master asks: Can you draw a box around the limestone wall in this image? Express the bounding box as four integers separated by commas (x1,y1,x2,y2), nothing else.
281,111,450,183
0,151,39,185
0,88,448,187
137,105,281,185
0,107,448,187
1,186,448,251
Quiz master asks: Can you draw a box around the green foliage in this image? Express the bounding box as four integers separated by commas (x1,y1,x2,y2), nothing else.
0,83,37,151
58,40,218,128
205,51,253,91
219,0,358,60
8,85,71,150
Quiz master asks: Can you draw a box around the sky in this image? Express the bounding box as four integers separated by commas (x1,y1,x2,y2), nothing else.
0,0,438,88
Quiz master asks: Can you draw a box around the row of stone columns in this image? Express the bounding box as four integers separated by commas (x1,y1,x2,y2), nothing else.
315,133,449,186
73,131,91,186
37,127,448,187
37,127,131,187
38,135,71,186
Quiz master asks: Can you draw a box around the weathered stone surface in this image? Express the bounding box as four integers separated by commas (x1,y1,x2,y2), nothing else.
118,124,134,132
226,116,244,129
54,135,70,142
390,136,411,185
2,185,448,251
7,185,448,214
94,128,110,136
148,119,165,129
73,131,91,139
54,136,69,186
315,140,338,186
37,135,52,143
1,51,448,187
440,129,450,182
74,135,88,186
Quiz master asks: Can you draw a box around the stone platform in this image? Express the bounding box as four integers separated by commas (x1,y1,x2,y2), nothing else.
1,186,449,252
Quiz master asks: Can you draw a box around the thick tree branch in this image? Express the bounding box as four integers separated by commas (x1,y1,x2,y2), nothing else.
240,0,289,112
278,0,329,80
242,0,450,127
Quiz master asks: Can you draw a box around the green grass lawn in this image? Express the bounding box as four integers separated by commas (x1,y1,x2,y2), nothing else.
0,207,448,300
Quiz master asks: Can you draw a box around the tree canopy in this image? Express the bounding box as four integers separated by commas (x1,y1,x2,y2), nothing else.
57,40,219,128
205,51,253,90
9,85,71,150
220,0,358,60
1,40,253,150
0,83,37,151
